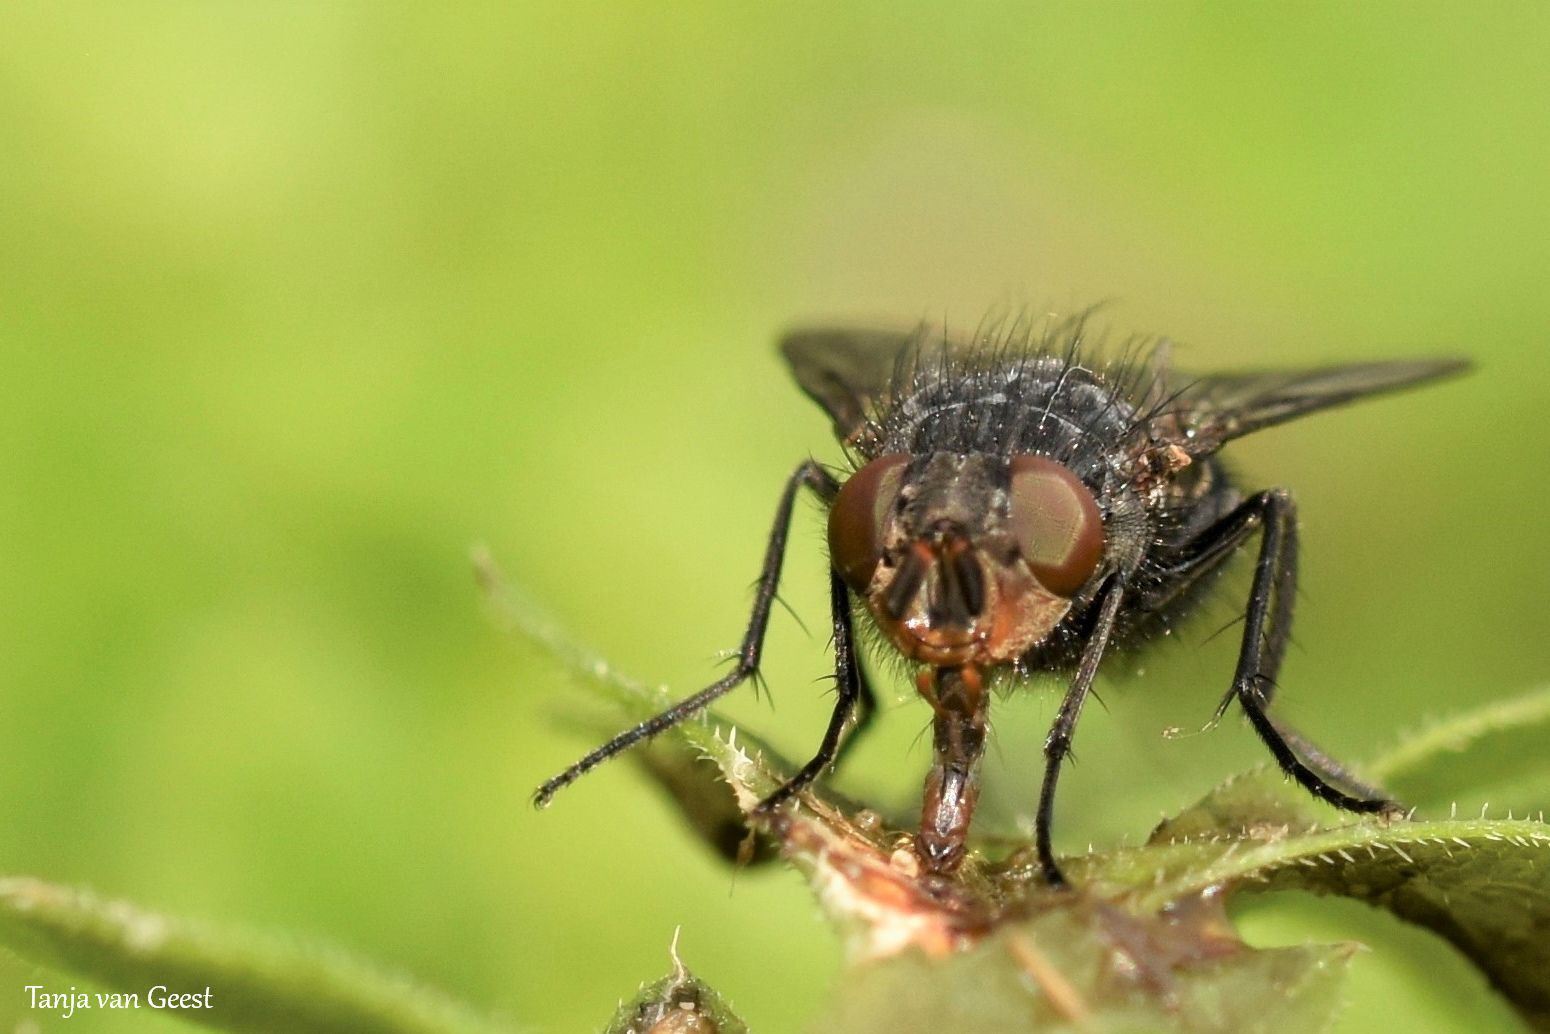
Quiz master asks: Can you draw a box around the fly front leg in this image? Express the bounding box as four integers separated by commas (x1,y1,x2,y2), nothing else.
1036,575,1124,886
534,459,839,807
916,665,990,874
755,567,877,814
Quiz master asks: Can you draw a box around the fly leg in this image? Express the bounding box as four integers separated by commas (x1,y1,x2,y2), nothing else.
1148,489,1400,816
917,665,991,874
534,460,839,807
1272,720,1397,805
1036,574,1124,886
755,567,877,813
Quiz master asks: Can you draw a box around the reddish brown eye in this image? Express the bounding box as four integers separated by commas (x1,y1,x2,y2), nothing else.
828,453,909,593
1008,455,1104,596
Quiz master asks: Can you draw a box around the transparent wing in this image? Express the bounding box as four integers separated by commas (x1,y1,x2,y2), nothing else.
1155,357,1471,456
779,325,930,441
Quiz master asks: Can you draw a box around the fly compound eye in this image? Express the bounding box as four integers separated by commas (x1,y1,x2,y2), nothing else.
828,453,910,593
1007,455,1105,596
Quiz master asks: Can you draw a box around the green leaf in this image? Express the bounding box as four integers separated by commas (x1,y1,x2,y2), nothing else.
754,772,1351,1034
1114,764,1550,1029
498,566,1550,1032
809,906,1353,1034
1367,685,1550,812
0,877,512,1034
779,694,1550,1031
1367,684,1550,785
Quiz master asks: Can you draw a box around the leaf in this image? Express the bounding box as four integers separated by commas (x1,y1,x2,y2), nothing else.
808,905,1354,1034
493,567,1550,1031
603,937,749,1034
754,773,1353,1034
778,693,1550,1031
0,876,512,1034
1252,818,1550,1030
1113,764,1550,1029
1366,685,1550,812
1367,684,1550,784
630,741,780,863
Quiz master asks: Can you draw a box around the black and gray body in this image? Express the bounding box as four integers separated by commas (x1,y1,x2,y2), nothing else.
537,314,1468,885
812,336,1238,675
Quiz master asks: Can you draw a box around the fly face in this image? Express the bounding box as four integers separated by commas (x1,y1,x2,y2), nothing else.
828,450,1104,668
537,315,1469,888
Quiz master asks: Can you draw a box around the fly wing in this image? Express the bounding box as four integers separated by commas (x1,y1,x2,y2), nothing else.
779,325,931,441
1155,357,1471,456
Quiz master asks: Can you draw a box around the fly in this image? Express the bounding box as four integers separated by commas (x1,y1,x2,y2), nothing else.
534,316,1469,886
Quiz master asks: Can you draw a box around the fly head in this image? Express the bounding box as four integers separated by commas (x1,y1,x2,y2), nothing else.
828,449,1106,668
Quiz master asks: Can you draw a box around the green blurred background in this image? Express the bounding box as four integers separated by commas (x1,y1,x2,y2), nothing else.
1,5,1546,1032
